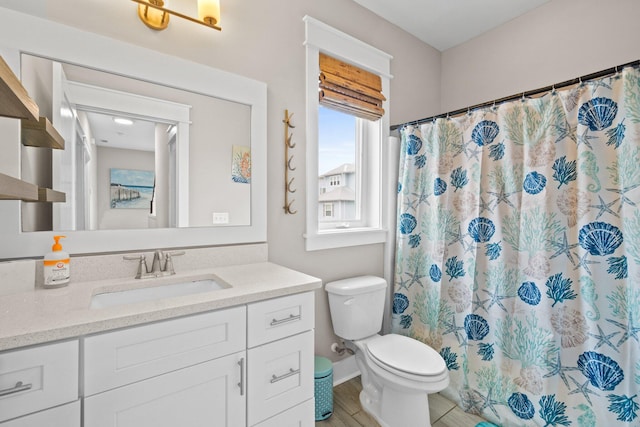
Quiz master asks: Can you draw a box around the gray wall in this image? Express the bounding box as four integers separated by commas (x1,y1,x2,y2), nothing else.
441,0,640,113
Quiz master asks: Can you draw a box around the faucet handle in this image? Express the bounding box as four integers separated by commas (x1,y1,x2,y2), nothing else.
164,251,185,275
123,254,149,279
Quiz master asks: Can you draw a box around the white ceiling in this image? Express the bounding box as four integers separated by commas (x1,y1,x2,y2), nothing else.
352,0,550,51
84,110,157,152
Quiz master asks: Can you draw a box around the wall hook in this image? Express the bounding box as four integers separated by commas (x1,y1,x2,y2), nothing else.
287,155,296,171
287,177,296,193
283,112,295,128
284,200,297,215
286,133,296,149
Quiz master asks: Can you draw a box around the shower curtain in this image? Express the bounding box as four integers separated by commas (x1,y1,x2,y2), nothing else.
392,66,640,426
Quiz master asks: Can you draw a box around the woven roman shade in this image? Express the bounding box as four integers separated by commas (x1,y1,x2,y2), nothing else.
318,53,386,121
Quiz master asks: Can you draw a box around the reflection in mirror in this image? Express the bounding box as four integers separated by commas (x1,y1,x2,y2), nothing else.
20,54,251,232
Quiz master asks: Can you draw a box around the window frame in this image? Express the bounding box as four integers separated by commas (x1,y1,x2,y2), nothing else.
303,16,392,251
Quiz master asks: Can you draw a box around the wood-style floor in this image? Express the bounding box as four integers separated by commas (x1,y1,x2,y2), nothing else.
316,376,487,427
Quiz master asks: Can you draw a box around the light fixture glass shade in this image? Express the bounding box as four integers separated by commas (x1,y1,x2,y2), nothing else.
113,117,134,125
197,0,220,26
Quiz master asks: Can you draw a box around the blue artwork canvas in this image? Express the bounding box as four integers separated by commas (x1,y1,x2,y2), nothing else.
110,168,154,209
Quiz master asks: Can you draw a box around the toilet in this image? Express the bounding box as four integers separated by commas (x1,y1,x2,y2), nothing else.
325,276,449,427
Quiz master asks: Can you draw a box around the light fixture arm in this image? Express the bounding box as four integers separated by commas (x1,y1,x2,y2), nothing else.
131,0,222,31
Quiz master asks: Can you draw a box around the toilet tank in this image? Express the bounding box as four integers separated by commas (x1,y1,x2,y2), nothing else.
325,276,387,340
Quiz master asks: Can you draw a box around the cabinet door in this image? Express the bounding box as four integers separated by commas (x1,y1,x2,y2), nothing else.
84,351,246,427
0,400,80,427
247,331,314,425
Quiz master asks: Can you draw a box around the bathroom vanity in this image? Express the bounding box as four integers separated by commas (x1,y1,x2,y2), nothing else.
0,261,320,427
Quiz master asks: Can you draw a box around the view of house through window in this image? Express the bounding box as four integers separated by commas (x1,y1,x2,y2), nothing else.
318,106,358,226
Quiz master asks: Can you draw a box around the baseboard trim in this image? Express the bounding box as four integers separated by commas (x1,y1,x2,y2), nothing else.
332,355,360,386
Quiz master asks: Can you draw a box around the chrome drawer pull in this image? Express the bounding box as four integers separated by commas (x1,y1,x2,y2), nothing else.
270,368,300,383
0,381,32,397
238,358,245,396
270,313,301,326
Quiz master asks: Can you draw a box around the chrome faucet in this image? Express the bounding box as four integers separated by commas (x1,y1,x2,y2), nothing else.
124,250,185,279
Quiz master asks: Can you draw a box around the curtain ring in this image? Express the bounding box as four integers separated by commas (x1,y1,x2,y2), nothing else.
614,66,621,79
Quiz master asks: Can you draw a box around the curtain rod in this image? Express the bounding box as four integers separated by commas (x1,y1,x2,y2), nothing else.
390,59,640,131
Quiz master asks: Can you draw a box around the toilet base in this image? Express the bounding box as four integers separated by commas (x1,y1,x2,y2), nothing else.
348,336,447,427
360,386,433,427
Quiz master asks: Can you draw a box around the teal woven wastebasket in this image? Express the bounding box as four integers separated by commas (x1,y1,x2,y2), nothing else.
314,356,333,421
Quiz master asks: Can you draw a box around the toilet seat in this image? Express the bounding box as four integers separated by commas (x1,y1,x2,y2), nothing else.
365,334,447,381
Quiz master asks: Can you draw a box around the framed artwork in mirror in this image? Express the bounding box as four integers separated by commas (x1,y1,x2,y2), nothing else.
232,145,251,184
110,168,154,209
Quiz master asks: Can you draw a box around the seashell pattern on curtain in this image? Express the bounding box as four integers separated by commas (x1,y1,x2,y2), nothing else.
393,66,640,426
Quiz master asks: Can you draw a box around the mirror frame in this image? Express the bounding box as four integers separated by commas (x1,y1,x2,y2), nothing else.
0,8,267,258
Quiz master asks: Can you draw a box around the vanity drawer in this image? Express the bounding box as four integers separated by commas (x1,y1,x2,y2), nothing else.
247,292,314,347
0,340,78,423
252,398,314,427
84,305,246,396
247,330,314,425
0,400,80,427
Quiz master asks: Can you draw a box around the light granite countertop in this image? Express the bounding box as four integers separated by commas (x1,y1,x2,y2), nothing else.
0,262,321,352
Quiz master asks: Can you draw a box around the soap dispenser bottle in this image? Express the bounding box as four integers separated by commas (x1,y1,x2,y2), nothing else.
44,235,70,287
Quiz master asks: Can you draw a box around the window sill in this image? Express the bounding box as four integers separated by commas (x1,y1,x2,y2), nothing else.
304,227,387,251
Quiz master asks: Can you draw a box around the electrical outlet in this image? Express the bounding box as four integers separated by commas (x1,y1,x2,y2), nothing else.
212,212,229,224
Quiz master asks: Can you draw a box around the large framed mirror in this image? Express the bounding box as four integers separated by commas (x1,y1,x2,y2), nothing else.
0,8,266,258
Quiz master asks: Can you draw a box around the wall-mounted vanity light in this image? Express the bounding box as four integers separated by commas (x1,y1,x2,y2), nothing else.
131,0,221,31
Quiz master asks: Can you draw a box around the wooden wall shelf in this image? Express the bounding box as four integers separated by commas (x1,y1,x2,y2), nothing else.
21,117,65,150
0,173,38,201
0,56,39,122
37,188,66,203
0,55,67,204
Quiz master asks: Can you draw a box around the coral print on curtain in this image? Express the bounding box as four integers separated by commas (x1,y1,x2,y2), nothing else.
393,66,640,426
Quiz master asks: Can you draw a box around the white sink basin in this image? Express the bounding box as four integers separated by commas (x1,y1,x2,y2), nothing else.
90,278,229,309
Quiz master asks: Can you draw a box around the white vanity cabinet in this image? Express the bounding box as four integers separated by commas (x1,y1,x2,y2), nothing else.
82,291,316,427
0,341,79,426
0,288,316,427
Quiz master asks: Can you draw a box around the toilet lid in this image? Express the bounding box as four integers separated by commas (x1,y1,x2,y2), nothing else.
366,334,447,377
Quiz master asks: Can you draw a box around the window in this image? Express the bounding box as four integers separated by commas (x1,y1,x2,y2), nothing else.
304,16,392,251
318,106,358,228
323,203,334,218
